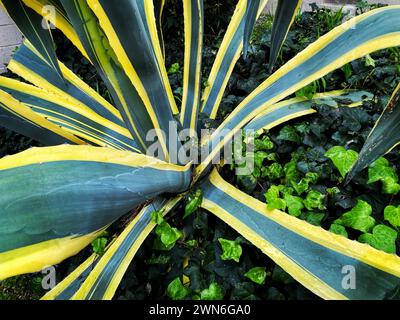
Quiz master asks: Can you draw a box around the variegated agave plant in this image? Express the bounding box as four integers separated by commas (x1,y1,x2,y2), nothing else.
349,83,400,180
0,0,399,300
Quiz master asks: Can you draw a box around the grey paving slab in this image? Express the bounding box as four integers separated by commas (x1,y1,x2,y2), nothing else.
0,8,22,74
0,24,23,47
0,45,18,73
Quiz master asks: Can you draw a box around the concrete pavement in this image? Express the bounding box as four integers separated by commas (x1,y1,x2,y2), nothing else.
0,9,22,73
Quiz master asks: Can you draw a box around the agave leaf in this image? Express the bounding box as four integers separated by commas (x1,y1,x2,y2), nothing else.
348,83,400,182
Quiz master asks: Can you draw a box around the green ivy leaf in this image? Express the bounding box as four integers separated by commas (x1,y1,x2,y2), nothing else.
302,212,325,226
329,224,348,238
265,153,278,162
284,194,304,217
327,187,340,196
151,210,164,225
305,172,319,184
359,224,398,254
153,237,175,251
146,253,171,265
368,157,400,195
334,200,375,233
184,189,203,219
296,81,317,100
364,54,376,67
168,62,180,75
255,136,274,151
167,278,189,300
155,222,183,248
304,190,326,211
254,151,269,169
265,185,286,211
384,205,400,228
91,236,108,256
241,151,262,179
284,155,300,182
325,146,359,178
218,238,242,263
342,63,353,81
291,179,309,195
291,172,319,195
244,267,267,285
262,163,284,181
200,283,224,300
278,185,294,197
250,151,268,178
174,87,183,97
294,122,310,135
185,239,198,248
277,125,301,144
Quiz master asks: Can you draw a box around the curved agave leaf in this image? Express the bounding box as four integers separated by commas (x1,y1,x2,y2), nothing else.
244,0,302,64
130,0,178,116
0,89,83,146
9,42,124,127
269,0,302,71
245,90,374,132
0,145,191,280
154,0,166,58
59,0,159,154
41,253,101,300
201,169,400,300
42,196,182,300
347,83,400,182
196,6,400,178
0,76,139,152
201,0,268,119
180,0,204,131
71,197,181,300
84,0,181,160
243,0,260,60
22,0,89,60
0,0,63,79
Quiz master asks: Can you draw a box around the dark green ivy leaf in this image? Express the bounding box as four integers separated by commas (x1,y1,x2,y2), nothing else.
167,278,189,300
200,283,225,300
218,238,243,263
368,157,400,195
384,205,400,228
265,185,286,211
325,146,359,178
304,190,326,211
284,194,304,217
151,210,164,225
262,163,284,181
329,224,348,238
277,125,301,144
301,212,325,226
184,189,203,219
155,222,183,248
255,136,274,151
334,200,375,233
244,267,267,285
91,236,108,256
358,224,398,254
